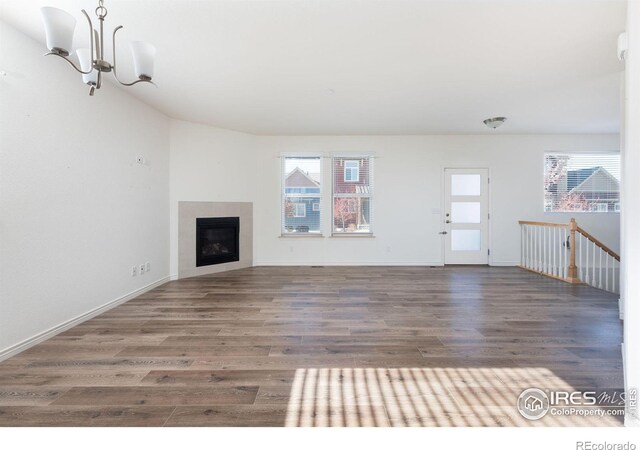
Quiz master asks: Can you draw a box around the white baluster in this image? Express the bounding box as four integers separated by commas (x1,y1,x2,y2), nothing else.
585,239,590,284
553,227,557,277
560,228,567,278
543,226,547,274
592,240,596,287
528,225,532,270
533,225,538,270
605,253,609,292
599,248,603,289
536,225,540,272
547,226,551,275
521,225,524,267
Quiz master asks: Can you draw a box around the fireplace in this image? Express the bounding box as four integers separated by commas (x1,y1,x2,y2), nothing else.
196,217,240,267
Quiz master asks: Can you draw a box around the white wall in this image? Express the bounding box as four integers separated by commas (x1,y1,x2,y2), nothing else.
168,121,619,268
253,135,620,266
0,22,170,356
169,120,257,277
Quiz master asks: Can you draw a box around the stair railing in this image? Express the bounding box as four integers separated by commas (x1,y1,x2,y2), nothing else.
518,218,620,293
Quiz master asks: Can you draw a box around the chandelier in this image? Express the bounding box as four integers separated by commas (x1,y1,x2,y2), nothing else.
40,0,156,96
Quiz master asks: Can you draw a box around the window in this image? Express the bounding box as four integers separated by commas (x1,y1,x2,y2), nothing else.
344,160,360,182
544,153,620,213
293,203,306,217
333,156,373,234
282,156,322,234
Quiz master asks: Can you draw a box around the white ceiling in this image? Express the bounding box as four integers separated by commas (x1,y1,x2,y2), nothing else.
0,0,626,135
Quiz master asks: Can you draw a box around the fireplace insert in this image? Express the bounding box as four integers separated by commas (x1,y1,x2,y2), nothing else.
196,217,240,267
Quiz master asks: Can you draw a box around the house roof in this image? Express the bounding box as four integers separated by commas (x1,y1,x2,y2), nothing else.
285,167,320,188
566,167,601,191
568,167,619,193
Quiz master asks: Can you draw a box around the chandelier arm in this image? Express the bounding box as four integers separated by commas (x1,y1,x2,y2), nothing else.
97,70,102,89
80,9,95,67
116,78,157,87
112,25,157,88
111,25,123,77
43,52,93,75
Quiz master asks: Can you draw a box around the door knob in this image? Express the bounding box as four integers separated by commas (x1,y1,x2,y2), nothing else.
445,220,451,223
439,231,448,235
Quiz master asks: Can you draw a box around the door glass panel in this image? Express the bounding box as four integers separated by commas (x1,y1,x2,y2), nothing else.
451,174,481,196
451,202,481,223
451,230,481,251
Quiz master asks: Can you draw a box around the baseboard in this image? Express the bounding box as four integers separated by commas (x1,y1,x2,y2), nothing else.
254,261,445,267
0,276,170,362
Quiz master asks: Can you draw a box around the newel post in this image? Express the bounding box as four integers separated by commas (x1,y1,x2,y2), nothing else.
567,218,580,283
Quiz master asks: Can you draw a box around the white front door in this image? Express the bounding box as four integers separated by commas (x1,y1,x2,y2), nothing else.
443,168,489,265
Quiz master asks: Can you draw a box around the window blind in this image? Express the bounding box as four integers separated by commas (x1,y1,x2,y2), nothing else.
282,156,322,234
544,153,620,213
332,156,373,233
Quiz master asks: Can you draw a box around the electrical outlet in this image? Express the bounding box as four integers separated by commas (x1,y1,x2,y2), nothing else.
131,266,137,277
140,264,145,275
145,261,150,272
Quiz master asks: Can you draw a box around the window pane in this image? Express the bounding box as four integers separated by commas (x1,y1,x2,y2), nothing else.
544,153,620,213
284,196,320,232
333,197,370,233
451,230,481,251
283,156,322,234
451,174,481,196
334,157,371,194
451,202,481,223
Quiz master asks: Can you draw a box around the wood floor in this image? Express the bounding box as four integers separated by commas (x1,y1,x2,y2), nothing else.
0,266,624,426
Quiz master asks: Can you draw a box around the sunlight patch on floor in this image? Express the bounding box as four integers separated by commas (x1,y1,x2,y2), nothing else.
284,367,622,427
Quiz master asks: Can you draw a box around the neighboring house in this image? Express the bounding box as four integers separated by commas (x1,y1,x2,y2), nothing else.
284,167,321,232
551,166,620,212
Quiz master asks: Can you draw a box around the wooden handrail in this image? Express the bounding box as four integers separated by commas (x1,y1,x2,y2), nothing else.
576,226,620,261
519,217,620,292
518,220,569,228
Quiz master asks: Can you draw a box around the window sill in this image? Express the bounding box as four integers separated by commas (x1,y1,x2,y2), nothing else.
544,212,620,215
279,234,325,238
330,233,375,238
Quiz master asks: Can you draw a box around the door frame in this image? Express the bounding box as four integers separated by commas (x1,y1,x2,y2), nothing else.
440,166,492,265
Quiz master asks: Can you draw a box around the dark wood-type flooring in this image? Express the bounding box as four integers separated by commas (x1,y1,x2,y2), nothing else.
0,266,624,426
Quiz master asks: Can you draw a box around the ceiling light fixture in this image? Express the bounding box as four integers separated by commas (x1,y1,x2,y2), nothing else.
483,117,507,129
40,0,156,96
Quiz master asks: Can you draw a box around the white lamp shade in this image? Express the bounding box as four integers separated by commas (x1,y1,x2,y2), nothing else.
76,48,97,86
130,41,156,79
40,7,76,55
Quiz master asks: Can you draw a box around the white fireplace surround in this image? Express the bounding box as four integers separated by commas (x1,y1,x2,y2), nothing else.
178,201,253,279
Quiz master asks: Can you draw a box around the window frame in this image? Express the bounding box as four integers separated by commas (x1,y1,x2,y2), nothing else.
281,154,323,236
332,155,374,236
543,152,621,214
344,160,360,182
